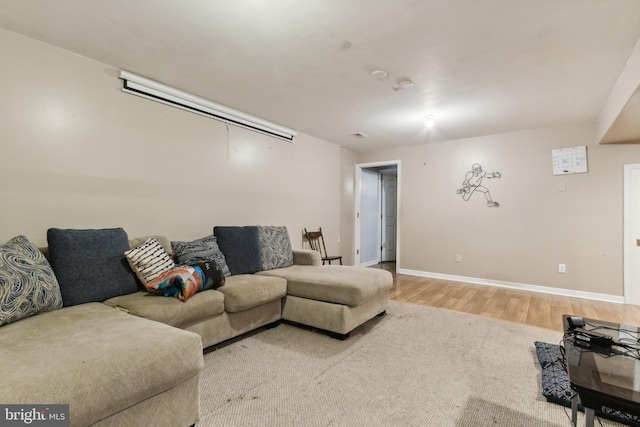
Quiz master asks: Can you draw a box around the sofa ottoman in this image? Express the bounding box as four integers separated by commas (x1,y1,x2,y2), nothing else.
258,265,393,338
0,302,203,427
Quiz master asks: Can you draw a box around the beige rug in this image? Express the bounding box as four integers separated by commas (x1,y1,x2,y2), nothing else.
197,301,623,426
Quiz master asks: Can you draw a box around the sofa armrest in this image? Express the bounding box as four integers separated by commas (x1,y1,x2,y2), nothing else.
292,249,322,266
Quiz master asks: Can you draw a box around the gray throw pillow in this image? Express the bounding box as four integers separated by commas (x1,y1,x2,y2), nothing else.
213,226,262,275
258,226,293,270
171,235,231,277
47,228,138,306
0,236,63,326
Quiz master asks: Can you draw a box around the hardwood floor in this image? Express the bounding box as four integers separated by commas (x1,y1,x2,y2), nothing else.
375,262,640,332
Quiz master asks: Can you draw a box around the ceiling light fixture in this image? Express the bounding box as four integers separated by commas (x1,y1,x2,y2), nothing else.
425,115,435,128
394,78,414,91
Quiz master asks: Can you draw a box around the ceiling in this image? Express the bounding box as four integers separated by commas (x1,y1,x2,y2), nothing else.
2,0,640,152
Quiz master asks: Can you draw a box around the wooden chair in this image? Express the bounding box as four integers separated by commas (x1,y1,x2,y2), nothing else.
304,227,342,265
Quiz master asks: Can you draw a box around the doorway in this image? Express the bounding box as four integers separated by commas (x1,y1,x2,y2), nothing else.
355,161,400,270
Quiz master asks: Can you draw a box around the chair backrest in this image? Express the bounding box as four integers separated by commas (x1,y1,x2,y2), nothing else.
304,227,328,258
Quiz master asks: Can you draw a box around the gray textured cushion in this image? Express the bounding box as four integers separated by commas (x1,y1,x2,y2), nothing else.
47,228,138,306
171,235,231,277
0,236,63,326
258,226,293,271
213,226,262,275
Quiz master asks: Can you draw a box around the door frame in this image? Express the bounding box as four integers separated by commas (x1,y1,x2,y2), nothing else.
624,163,640,305
355,160,401,271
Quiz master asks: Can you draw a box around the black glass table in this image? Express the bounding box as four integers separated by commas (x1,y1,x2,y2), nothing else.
563,315,640,427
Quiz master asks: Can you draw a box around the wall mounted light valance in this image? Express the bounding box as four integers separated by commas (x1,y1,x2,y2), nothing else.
119,70,297,142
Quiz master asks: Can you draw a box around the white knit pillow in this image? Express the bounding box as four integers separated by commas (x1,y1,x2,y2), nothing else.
125,237,175,285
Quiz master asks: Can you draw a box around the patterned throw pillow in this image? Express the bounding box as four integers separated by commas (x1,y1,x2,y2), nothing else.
125,237,176,285
534,341,573,405
48,228,140,306
258,226,293,271
145,258,225,301
171,235,231,277
0,236,63,326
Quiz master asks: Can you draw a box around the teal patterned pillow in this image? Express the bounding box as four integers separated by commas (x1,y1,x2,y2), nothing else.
0,236,63,326
258,226,293,271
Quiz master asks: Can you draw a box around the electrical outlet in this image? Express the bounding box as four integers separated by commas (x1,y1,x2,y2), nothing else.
558,263,566,273
455,254,462,263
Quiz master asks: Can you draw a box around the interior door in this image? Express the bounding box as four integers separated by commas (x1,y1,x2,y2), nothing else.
381,174,397,262
359,169,381,266
624,164,640,305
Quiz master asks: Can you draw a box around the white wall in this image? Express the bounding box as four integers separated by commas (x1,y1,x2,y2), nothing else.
0,28,346,250
339,148,357,265
358,123,640,298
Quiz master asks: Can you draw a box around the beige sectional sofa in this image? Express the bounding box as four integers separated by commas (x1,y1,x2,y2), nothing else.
0,226,392,427
2,302,203,427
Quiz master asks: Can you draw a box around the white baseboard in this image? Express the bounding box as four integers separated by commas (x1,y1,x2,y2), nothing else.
398,268,625,304
360,259,380,267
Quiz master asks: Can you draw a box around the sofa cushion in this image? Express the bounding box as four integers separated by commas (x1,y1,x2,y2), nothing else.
214,226,262,275
47,228,138,306
0,236,63,326
0,303,203,427
258,226,294,271
171,235,231,277
258,265,393,306
125,237,176,285
218,274,287,313
104,290,225,328
292,249,322,266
